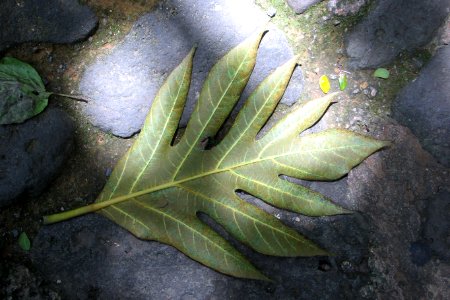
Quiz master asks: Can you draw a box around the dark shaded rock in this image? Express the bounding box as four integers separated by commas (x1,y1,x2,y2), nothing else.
327,0,370,16
286,0,324,14
345,0,450,68
348,124,447,299
32,212,370,299
79,0,303,137
0,260,61,299
0,108,75,207
0,0,97,53
409,240,432,266
392,45,450,167
423,189,450,261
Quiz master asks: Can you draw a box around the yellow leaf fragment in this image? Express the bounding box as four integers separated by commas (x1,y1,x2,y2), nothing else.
319,75,331,94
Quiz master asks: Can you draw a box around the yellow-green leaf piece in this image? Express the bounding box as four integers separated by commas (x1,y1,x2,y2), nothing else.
339,73,348,91
44,31,389,280
18,232,31,251
319,74,331,93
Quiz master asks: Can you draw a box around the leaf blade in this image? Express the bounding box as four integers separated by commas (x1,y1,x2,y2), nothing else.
0,57,49,124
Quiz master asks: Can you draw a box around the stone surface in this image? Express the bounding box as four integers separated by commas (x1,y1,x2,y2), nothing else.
0,107,75,207
0,0,98,52
327,0,369,16
286,0,324,14
79,0,303,137
347,124,448,299
422,189,450,262
31,116,449,298
32,212,371,299
392,45,450,167
0,261,61,299
345,0,450,68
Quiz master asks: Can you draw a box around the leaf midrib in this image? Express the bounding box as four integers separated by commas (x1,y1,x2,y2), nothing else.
97,143,362,210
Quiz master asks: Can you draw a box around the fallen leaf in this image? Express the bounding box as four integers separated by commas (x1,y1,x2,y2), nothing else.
319,74,331,93
373,68,390,79
44,31,389,280
18,232,31,251
339,73,348,91
0,57,51,125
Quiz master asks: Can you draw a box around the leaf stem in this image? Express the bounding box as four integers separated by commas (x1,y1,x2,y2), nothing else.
51,92,90,102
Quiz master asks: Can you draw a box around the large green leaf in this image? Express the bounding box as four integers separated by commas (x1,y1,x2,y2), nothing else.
44,31,389,280
0,57,51,124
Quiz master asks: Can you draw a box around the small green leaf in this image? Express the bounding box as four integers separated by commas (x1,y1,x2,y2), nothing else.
0,57,51,125
18,232,31,251
373,68,390,79
338,73,347,91
319,75,331,93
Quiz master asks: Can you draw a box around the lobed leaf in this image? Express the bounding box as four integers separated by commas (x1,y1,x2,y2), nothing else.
44,30,389,280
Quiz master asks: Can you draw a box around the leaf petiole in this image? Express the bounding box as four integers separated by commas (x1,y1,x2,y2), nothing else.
51,92,90,102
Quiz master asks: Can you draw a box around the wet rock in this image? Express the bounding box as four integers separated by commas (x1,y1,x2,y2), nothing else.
286,0,324,14
392,45,450,167
0,108,75,207
345,0,450,68
0,0,97,52
79,0,303,137
327,0,370,16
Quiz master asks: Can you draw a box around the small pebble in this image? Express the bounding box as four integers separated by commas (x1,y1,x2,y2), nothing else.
11,229,19,238
340,260,356,273
370,87,377,97
56,279,62,284
352,89,360,94
266,7,276,17
318,260,332,271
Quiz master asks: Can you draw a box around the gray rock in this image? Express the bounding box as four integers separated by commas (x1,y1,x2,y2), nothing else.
392,45,450,167
0,108,75,207
345,0,450,68
423,189,450,261
327,0,370,16
32,212,370,299
286,0,324,14
347,124,447,299
79,0,303,137
0,0,98,52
